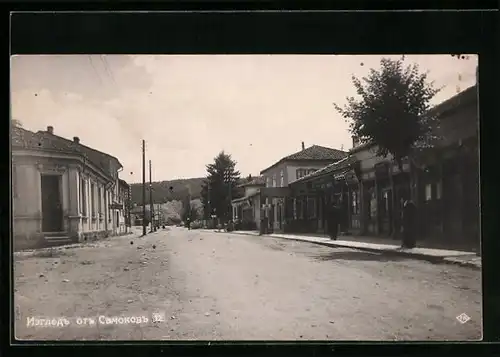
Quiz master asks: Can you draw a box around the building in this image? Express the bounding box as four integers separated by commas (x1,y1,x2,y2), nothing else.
258,143,348,233
231,176,265,229
12,125,129,250
287,85,479,251
115,179,130,234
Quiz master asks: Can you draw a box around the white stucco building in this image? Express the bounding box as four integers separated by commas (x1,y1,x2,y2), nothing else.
12,125,129,250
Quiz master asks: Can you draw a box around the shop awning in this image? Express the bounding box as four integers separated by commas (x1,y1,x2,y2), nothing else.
259,187,291,199
289,156,357,186
231,191,260,206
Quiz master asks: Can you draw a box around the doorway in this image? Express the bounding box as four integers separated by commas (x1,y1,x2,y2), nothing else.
41,174,63,232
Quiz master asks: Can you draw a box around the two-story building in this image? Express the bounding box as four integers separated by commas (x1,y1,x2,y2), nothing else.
12,125,129,250
258,143,348,233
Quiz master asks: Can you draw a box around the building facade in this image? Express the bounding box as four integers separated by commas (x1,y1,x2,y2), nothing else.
287,85,479,252
258,143,348,233
12,125,129,250
231,176,265,230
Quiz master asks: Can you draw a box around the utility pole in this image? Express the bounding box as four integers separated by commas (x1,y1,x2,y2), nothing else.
228,177,232,222
142,140,146,236
149,160,154,232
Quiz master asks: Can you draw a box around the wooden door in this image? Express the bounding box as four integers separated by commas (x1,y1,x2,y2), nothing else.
41,174,63,232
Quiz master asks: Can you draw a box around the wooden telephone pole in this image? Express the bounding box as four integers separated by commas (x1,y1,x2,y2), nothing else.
149,160,154,232
142,140,147,236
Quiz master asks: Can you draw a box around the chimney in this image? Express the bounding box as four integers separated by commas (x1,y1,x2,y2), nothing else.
73,137,80,144
47,126,54,134
301,141,305,150
352,135,359,148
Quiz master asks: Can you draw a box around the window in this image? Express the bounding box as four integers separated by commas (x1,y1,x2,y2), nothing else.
296,169,304,179
272,175,276,187
280,170,284,187
369,191,377,219
12,163,17,198
98,186,102,214
307,197,316,218
293,198,297,219
266,177,270,188
108,191,112,222
80,179,87,216
91,183,96,216
351,190,360,215
298,199,304,219
436,181,442,199
425,184,432,201
308,169,317,175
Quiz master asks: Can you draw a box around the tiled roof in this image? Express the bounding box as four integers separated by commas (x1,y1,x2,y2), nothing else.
260,145,348,174
231,190,260,204
285,145,348,161
429,84,477,117
289,156,356,185
11,126,122,178
119,178,130,188
238,176,265,187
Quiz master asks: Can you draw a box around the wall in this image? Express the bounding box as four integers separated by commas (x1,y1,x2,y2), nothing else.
285,161,334,185
261,160,333,230
436,103,478,147
253,195,261,229
244,185,261,197
13,156,43,243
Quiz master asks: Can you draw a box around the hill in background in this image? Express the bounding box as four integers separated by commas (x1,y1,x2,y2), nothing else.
130,177,205,204
129,175,254,205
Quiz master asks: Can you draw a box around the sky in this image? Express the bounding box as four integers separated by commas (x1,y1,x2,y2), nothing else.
10,54,477,183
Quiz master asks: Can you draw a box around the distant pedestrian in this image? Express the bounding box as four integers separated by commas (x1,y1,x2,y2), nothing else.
401,199,417,248
186,217,191,230
327,202,339,240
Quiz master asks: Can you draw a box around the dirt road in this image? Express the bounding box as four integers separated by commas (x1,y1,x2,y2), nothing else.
14,227,482,341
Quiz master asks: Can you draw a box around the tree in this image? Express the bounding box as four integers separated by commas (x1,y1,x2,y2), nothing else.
334,57,441,202
11,118,23,128
200,151,241,222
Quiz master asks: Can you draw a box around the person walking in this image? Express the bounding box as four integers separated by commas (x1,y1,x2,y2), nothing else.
401,199,417,248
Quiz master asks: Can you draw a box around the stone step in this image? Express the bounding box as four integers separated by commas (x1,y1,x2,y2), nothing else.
44,234,71,241
44,231,69,238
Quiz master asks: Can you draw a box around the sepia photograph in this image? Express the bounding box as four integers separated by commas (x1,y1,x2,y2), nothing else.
11,54,481,341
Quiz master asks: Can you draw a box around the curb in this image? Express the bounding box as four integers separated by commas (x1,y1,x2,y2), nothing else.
219,230,481,270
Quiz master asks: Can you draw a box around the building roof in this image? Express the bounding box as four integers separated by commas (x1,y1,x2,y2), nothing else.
11,126,122,178
231,190,260,204
260,145,348,174
288,156,356,185
118,178,130,188
429,84,477,117
237,176,265,188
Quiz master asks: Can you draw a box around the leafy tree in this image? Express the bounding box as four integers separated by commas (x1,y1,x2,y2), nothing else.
334,57,441,201
12,118,23,128
200,151,240,222
181,199,203,223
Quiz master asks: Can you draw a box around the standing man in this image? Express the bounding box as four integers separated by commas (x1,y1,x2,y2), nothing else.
401,198,417,248
327,200,339,240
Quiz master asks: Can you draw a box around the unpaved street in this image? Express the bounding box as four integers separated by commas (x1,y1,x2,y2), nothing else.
14,227,482,341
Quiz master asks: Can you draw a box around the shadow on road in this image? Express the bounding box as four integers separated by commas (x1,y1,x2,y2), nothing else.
312,250,408,262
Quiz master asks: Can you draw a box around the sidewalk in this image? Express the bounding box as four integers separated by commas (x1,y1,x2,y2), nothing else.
198,229,481,270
